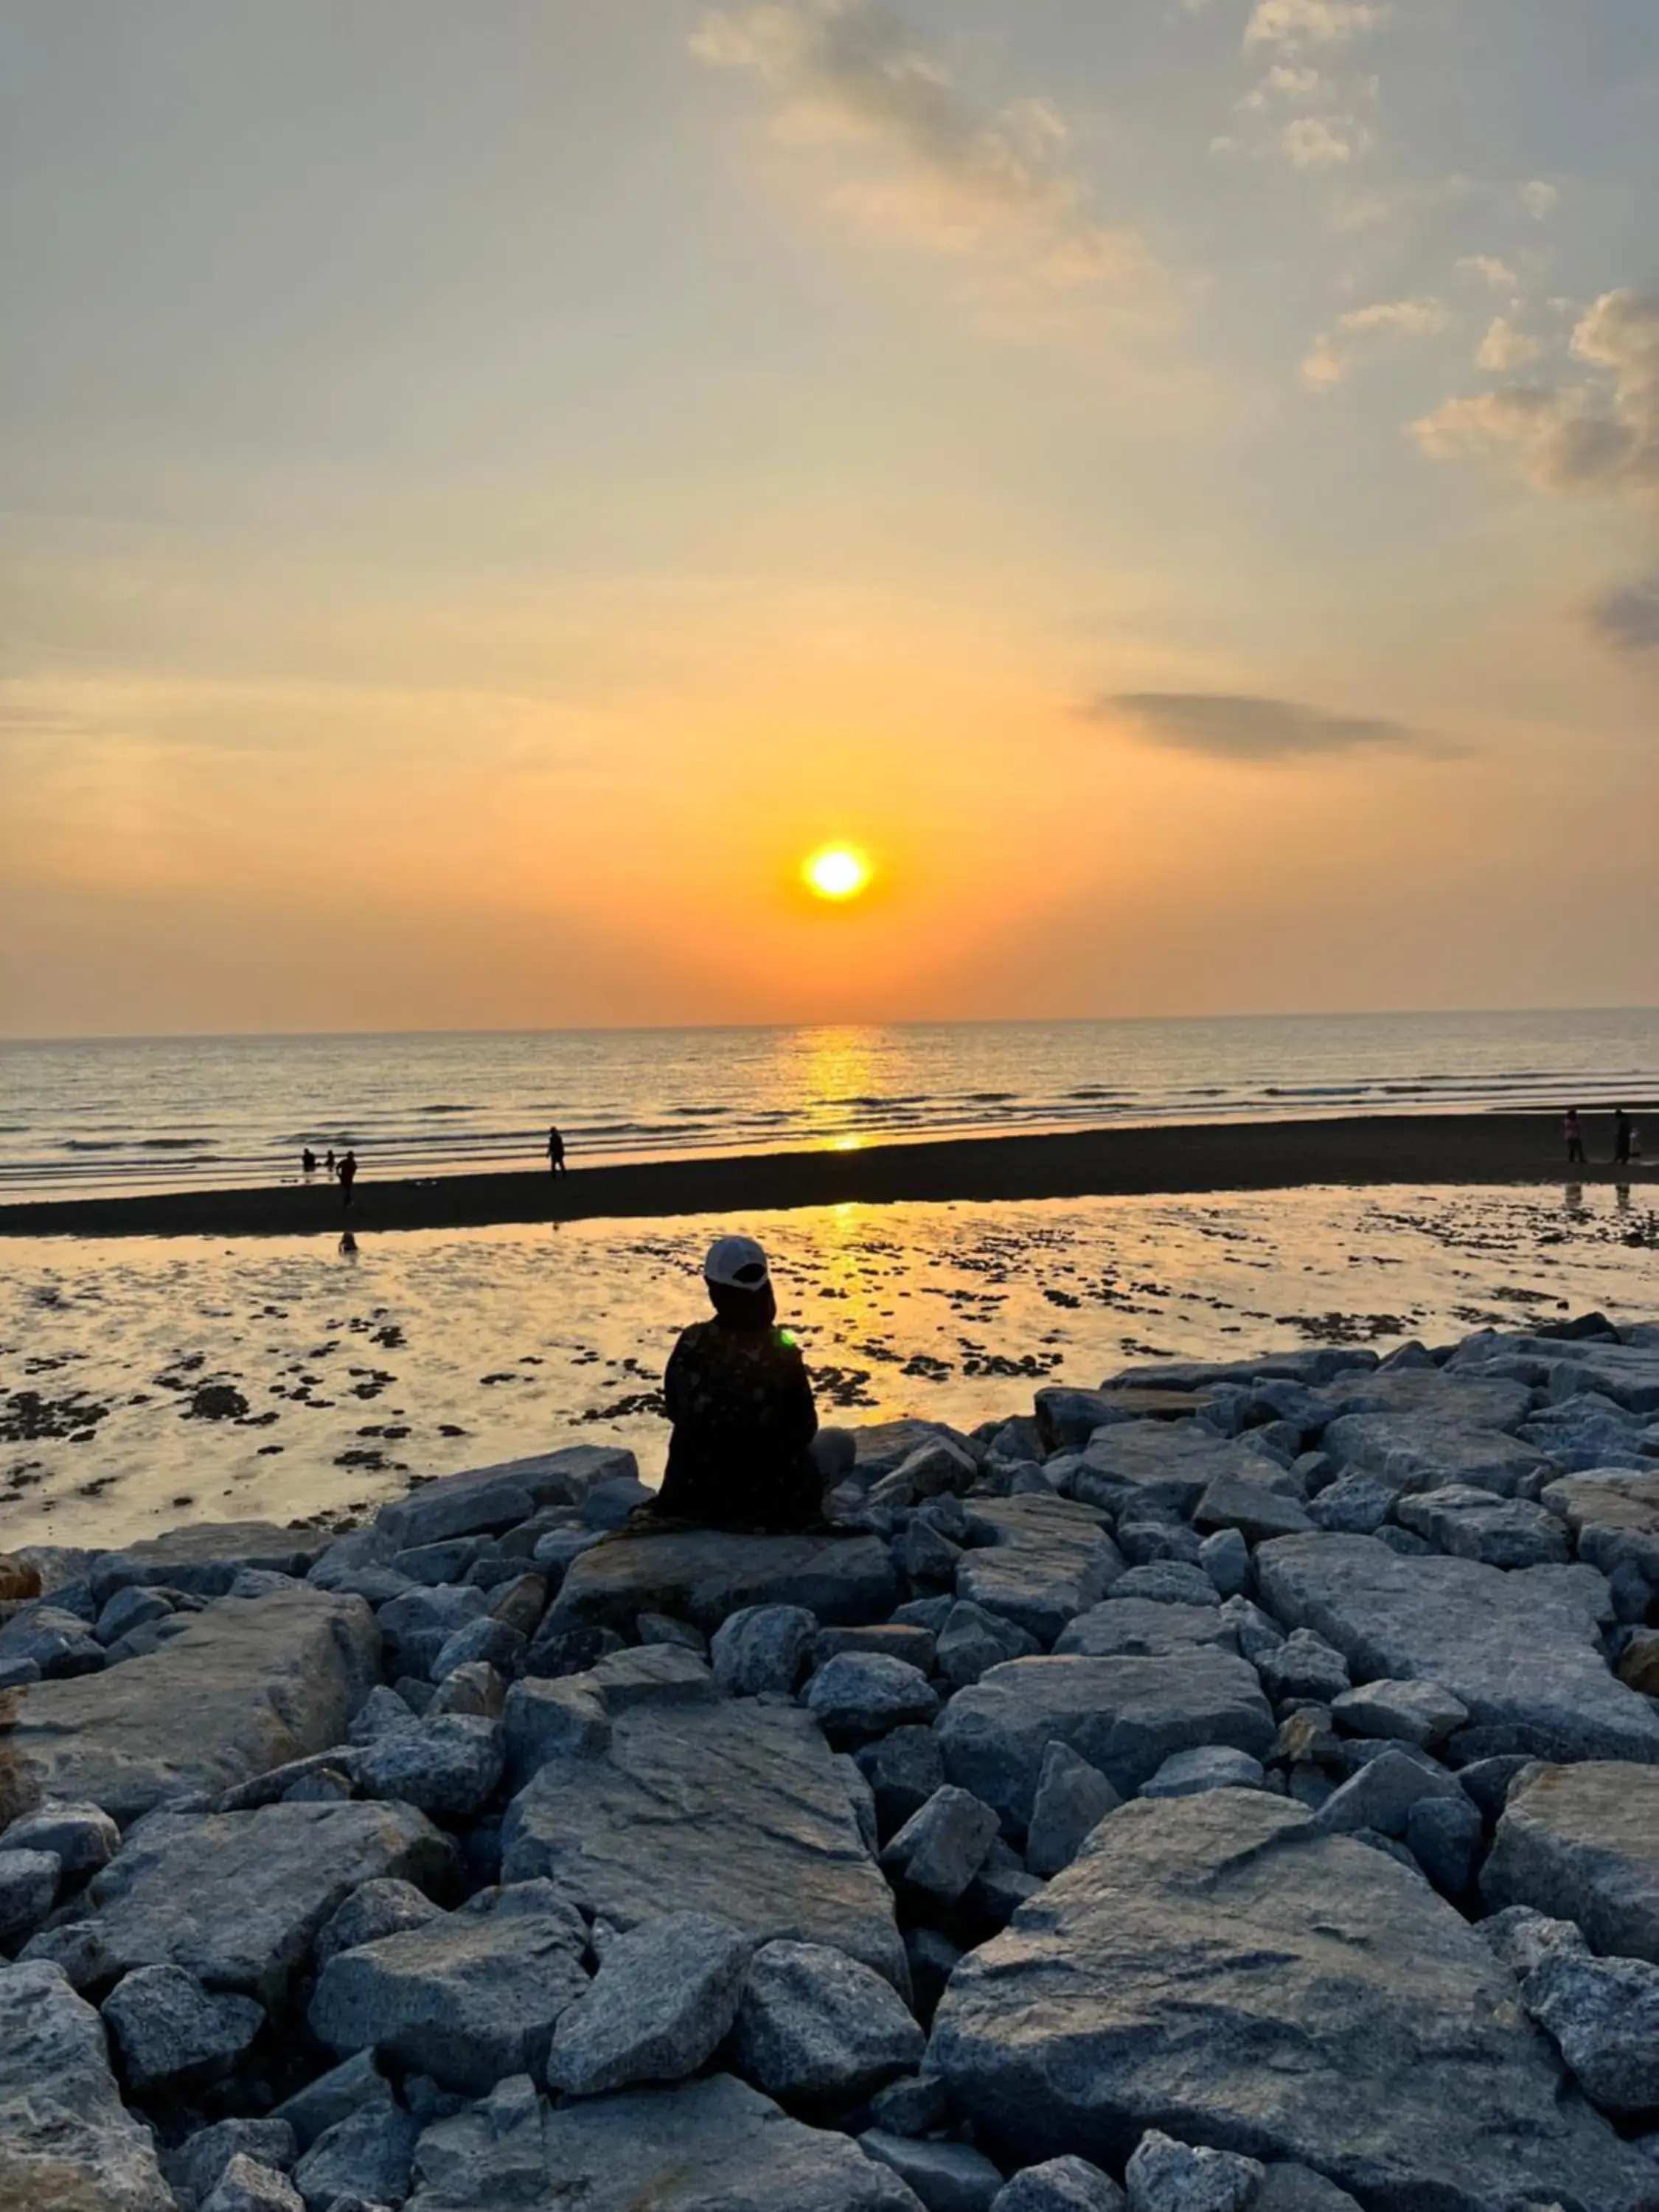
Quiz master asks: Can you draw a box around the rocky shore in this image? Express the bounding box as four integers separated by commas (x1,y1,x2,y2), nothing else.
5,1316,1659,2209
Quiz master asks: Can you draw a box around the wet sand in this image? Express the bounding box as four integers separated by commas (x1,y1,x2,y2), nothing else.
2,1112,1654,1237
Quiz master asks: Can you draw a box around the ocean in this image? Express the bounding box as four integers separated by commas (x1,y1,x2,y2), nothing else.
1,1007,1657,1203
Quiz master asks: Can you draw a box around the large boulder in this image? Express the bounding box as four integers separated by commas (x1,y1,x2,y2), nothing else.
956,1498,1123,1647
1310,1369,1531,1429
936,1654,1273,1833
1543,1470,1659,1582
1318,1416,1551,1500
1071,1429,1273,1520
374,1446,639,1549
406,2071,925,2210
0,1958,177,2211
500,1688,906,1986
1483,1761,1659,1964
732,1938,925,2104
547,1911,750,2098
88,1522,324,1604
929,1792,1657,2212
71,1801,453,2006
1255,1534,1659,1763
548,1530,899,1636
0,1589,380,1827
1054,1600,1234,1660
1452,1335,1659,1416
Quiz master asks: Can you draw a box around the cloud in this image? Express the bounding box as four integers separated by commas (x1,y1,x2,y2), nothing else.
1303,296,1448,389
1280,114,1368,167
1413,291,1659,495
689,1,1163,323
1458,254,1518,293
1096,692,1440,762
1245,1,1389,52
1586,572,1659,656
1520,179,1560,220
1475,316,1541,372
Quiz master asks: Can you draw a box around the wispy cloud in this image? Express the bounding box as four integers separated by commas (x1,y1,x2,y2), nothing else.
1245,1,1389,53
1586,572,1659,657
689,1,1165,330
1475,316,1540,373
1093,692,1442,762
1520,179,1561,220
1458,254,1518,293
1304,296,1448,389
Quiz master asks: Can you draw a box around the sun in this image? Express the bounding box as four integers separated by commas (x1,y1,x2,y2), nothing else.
803,844,871,902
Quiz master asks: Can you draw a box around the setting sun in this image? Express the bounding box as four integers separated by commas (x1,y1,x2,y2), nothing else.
803,845,872,902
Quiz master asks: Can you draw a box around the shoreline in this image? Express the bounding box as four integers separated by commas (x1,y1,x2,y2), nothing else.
1,1110,1654,1238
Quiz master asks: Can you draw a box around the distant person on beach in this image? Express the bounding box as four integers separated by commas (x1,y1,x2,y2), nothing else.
338,1149,358,1208
325,1148,336,1176
1614,1107,1633,1167
548,1125,567,1177
1565,1107,1585,1165
649,1235,853,1533
302,1147,318,1176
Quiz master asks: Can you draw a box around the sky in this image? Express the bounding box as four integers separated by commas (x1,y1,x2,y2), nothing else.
1,0,1657,1037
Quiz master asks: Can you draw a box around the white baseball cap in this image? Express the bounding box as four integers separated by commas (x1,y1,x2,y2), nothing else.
703,1234,770,1290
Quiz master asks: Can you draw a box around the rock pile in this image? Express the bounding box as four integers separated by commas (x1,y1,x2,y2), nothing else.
4,1326,1659,2211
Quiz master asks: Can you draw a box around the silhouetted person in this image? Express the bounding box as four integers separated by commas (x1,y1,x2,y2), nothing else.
1614,1107,1633,1167
1564,1107,1585,1166
325,1148,336,1176
339,1229,358,1258
338,1149,358,1208
302,1147,318,1176
548,1125,567,1176
650,1236,852,1533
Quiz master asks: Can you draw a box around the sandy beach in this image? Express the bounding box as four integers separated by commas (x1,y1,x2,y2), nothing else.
1,1110,1654,1238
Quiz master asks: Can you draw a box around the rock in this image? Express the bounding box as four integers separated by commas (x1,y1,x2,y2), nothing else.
1313,1747,1464,1837
1309,1475,1396,1535
815,1624,939,1674
1318,1414,1551,1500
355,1714,504,1820
1025,1743,1122,1877
0,1958,177,2209
173,2118,297,2207
1250,2171,1362,2212
310,1878,588,2094
713,1604,819,1695
991,2157,1126,2212
1405,1793,1484,1894
376,1445,639,1548
1313,1368,1531,1430
0,1604,105,1678
79,1801,453,2006
1124,2130,1263,2212
893,1436,981,1498
291,2099,420,2210
546,1910,750,2096
637,1611,708,1653
1484,1761,1659,1963
0,1845,59,1942
955,1498,1123,1647
1196,1529,1251,1597
938,1654,1274,1832
1521,1946,1659,2112
938,1602,1041,1688
501,1690,907,1986
906,1927,962,2025
88,1522,324,1604
1256,1630,1350,1705
1072,1427,1276,1521
881,1787,1001,1902
0,1589,380,1828
1256,1534,1659,1764
0,1552,43,1602
428,1614,522,1682
200,2154,305,2211
95,1587,175,1646
426,1658,505,1719
1329,1679,1467,1747
1054,1600,1234,1660
405,2070,925,2209
1543,1470,1659,1582
931,1790,1658,2208
316,1877,445,1970
862,2132,1003,2211
102,1962,264,2093
1115,1519,1203,1570
1,1796,120,1878
1479,1902,1587,1983
1394,1486,1571,1568
869,2072,951,2138
806,1653,940,1738
1107,1563,1220,1609
1192,1480,1312,1546
903,1518,967,1585
549,1528,900,1636
271,2049,392,2152
731,1937,924,2105
858,1727,947,1837
377,1585,490,1678
1139,1747,1265,1799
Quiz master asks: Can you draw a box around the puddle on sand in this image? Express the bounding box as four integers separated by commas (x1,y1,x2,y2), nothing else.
1,1181,1655,1552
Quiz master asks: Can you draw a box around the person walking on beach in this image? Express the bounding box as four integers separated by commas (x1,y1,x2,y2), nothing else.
338,1149,358,1208
1565,1107,1585,1166
648,1235,852,1533
302,1147,318,1176
325,1148,336,1176
1614,1107,1633,1168
547,1125,567,1177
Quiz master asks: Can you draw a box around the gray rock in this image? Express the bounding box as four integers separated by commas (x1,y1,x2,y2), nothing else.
1543,1470,1659,1582
0,1846,59,1943
955,1498,1123,1646
1124,2130,1263,2212
1192,1481,1312,1546
902,1517,967,1585
591,1641,717,1709
937,1601,1041,1688
355,1714,504,1819
1072,1427,1276,1521
1329,1679,1468,1747
316,1877,445,1970
1025,1742,1122,1877
733,1938,924,2104
869,2073,951,2138
88,1521,324,1604
271,2050,392,2152
881,1787,1001,1902
501,1691,907,1986
1054,1600,1234,1660
815,1624,939,1674
405,2071,927,2210
1256,1534,1659,1764
1405,1793,1484,1894
1312,1367,1531,1430
546,1910,751,2096
0,1588,380,1829
1217,1595,1282,1658
426,1658,505,1719
991,2157,1125,2212
938,1653,1274,1832
377,1585,490,1678
1196,1530,1251,1598
501,1672,611,1785
1314,1747,1464,1837
0,1958,177,2210
806,1653,940,1737
637,1612,708,1654
893,1436,981,1499
0,1798,119,1879
102,1962,265,2093
1318,1413,1551,1500
349,1684,420,1745
930,1792,1657,2209
1117,1520,1203,1568
1483,1761,1659,1963
1522,1946,1659,2112
858,1726,947,1836
1309,1475,1397,1535
173,2118,297,2206
549,1528,900,1636
375,1444,639,1548
201,2154,305,2212
310,1879,588,2095
428,1614,522,1682
80,1801,453,2006
969,1835,1044,1924
1394,1486,1571,1568
1107,1563,1220,1609
1477,1903,1589,1980
291,2100,420,2211
713,1604,819,1695
863,2132,1003,2211
95,1586,174,1646
1250,2170,1363,2212
1259,1628,1352,1705
1139,1747,1265,1799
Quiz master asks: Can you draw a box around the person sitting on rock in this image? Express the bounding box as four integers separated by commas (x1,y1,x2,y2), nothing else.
650,1235,852,1533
